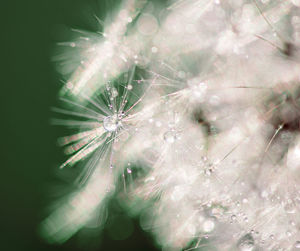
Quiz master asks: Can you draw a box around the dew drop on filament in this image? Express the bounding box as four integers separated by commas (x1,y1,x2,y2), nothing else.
237,234,255,251
231,215,237,221
202,219,215,232
103,115,121,132
111,87,118,98
163,130,177,143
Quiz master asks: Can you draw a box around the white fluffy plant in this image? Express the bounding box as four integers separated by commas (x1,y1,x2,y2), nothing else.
41,0,300,250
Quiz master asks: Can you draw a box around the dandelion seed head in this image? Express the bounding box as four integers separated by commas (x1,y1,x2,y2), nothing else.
43,0,300,249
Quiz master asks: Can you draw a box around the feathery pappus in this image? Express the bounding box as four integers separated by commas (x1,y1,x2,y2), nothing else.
42,0,300,250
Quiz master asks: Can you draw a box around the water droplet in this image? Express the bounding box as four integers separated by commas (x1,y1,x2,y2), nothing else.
155,121,162,127
209,95,220,106
177,71,186,79
202,219,215,232
103,115,122,132
210,207,225,218
127,84,133,90
204,168,213,176
243,198,248,204
164,130,177,143
66,82,73,90
171,186,184,201
237,234,255,251
151,47,158,53
127,168,132,174
137,13,158,36
200,156,207,163
284,202,296,214
111,87,118,98
294,241,300,249
168,121,176,128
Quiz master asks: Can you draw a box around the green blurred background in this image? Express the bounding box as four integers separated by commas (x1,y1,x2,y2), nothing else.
3,0,158,250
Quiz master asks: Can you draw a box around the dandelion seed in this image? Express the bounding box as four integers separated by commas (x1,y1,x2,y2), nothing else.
43,0,300,249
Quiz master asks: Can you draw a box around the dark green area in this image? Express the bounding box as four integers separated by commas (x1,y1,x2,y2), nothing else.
2,0,158,250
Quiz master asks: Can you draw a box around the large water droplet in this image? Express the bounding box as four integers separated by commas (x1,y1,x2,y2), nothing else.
103,115,121,132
